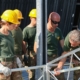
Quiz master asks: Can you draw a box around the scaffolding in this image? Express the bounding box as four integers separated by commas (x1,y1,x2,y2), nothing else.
47,47,80,80
0,0,79,80
0,48,80,80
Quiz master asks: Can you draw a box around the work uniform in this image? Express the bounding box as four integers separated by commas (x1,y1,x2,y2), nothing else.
47,27,64,61
63,33,80,80
11,27,23,61
47,27,64,80
0,31,23,80
23,26,36,66
23,26,36,80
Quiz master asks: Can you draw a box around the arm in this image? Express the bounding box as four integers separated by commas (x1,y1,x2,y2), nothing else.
33,34,37,53
54,32,71,75
54,51,68,75
22,27,28,54
58,28,64,48
57,51,68,69
22,41,27,54
33,42,37,53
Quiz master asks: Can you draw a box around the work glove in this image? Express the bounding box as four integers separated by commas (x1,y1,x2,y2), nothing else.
0,63,11,76
16,57,23,68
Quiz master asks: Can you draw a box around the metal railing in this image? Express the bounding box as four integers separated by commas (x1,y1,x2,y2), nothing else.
47,47,80,80
0,65,46,80
0,48,80,80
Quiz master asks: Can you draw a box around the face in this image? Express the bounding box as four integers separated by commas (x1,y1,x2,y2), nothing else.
31,17,36,26
15,19,21,28
50,17,60,29
69,38,80,47
8,23,16,30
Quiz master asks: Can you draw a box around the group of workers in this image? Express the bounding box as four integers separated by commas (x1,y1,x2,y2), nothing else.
0,8,80,80
34,11,80,80
0,8,36,80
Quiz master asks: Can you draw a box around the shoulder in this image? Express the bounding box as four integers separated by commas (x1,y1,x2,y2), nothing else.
55,27,62,32
23,26,29,30
23,26,29,32
65,31,71,39
55,27,63,35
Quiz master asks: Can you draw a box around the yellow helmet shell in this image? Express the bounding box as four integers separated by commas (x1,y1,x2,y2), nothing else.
1,10,20,24
29,9,36,18
14,9,23,19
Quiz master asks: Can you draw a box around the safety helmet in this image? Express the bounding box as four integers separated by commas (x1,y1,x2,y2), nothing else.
1,10,20,24
14,9,23,19
29,9,36,18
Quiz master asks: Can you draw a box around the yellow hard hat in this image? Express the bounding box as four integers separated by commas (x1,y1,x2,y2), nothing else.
14,9,23,19
29,9,36,18
1,10,20,24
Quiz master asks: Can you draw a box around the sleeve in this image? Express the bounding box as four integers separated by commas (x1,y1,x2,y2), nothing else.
23,28,28,42
58,29,64,40
63,33,70,51
34,34,37,42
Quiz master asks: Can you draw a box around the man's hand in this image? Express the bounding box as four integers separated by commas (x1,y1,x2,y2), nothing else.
54,67,61,76
0,63,11,76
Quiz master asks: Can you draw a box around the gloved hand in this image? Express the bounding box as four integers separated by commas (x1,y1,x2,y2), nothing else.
16,57,23,68
0,63,11,76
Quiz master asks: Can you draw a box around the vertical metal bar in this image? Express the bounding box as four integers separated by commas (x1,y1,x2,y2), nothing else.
43,67,46,80
45,0,47,65
36,0,43,66
67,54,73,80
42,0,47,65
42,0,47,79
46,66,50,80
36,0,43,79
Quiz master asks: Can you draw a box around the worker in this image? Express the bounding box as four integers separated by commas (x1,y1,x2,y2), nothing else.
12,9,28,67
23,9,36,80
0,10,23,80
34,12,65,80
54,30,80,80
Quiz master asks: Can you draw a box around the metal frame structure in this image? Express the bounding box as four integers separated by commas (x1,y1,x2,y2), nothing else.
0,0,79,80
47,47,80,80
0,48,80,80
36,0,47,79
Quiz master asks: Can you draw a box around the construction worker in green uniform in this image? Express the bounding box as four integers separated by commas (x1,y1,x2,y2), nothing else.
47,12,64,62
12,9,26,66
34,12,64,61
13,9,28,66
0,10,23,80
23,9,36,80
12,9,23,62
54,30,80,80
34,12,64,80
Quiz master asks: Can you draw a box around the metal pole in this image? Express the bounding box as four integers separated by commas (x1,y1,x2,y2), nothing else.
36,0,43,79
47,48,80,65
42,0,47,79
36,0,47,79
